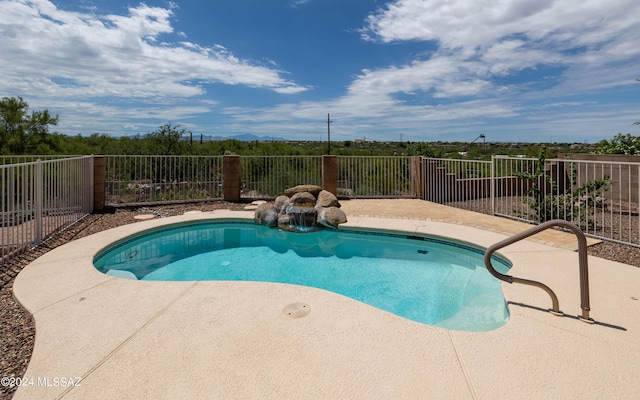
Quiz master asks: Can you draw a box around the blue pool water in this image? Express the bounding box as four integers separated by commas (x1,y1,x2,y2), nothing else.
93,220,512,331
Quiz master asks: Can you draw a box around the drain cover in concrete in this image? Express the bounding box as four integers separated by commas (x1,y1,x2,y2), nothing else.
283,302,311,318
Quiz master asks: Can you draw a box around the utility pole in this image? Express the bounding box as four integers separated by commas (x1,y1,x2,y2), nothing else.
327,113,332,155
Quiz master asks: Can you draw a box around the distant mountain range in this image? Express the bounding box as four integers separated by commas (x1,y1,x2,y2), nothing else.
193,133,287,142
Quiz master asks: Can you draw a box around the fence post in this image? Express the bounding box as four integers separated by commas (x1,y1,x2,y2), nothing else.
88,156,95,213
223,155,241,202
93,155,105,211
34,160,43,244
322,155,338,195
411,157,423,199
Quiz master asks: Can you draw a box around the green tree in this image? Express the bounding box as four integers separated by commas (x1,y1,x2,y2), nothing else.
406,142,435,157
0,96,59,154
596,133,640,155
145,122,190,155
517,148,613,227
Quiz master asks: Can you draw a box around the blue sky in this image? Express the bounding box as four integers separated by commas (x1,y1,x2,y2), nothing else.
1,0,639,143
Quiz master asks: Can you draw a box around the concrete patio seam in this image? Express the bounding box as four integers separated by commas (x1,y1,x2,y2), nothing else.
56,281,199,400
17,274,116,316
447,332,478,400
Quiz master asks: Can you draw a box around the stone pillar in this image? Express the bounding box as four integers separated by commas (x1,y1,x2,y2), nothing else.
223,155,241,202
322,155,338,195
93,155,106,211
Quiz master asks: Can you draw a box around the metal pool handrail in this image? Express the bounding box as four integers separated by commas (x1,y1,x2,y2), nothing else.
484,219,594,323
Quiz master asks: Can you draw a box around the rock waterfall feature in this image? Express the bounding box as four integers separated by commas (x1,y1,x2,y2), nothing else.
254,185,347,232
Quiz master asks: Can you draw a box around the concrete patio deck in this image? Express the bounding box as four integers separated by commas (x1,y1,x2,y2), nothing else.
12,200,640,399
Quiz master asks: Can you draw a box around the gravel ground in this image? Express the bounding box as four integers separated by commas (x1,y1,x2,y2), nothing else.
0,200,638,399
446,197,640,267
586,241,640,268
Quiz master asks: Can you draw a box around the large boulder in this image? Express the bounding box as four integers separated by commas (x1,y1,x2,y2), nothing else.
317,207,347,228
289,191,316,206
254,203,278,227
274,195,290,212
316,190,340,208
253,185,348,233
284,184,323,198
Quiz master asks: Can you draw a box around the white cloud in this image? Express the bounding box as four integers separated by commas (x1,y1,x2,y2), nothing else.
0,0,308,102
360,0,640,94
1,0,637,142
270,0,633,141
363,0,637,49
180,0,640,142
290,0,312,8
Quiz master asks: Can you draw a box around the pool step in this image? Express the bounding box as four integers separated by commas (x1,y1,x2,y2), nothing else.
435,291,510,332
436,266,510,331
436,264,475,322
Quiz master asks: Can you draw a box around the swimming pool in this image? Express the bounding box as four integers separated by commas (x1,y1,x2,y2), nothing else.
93,220,512,331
